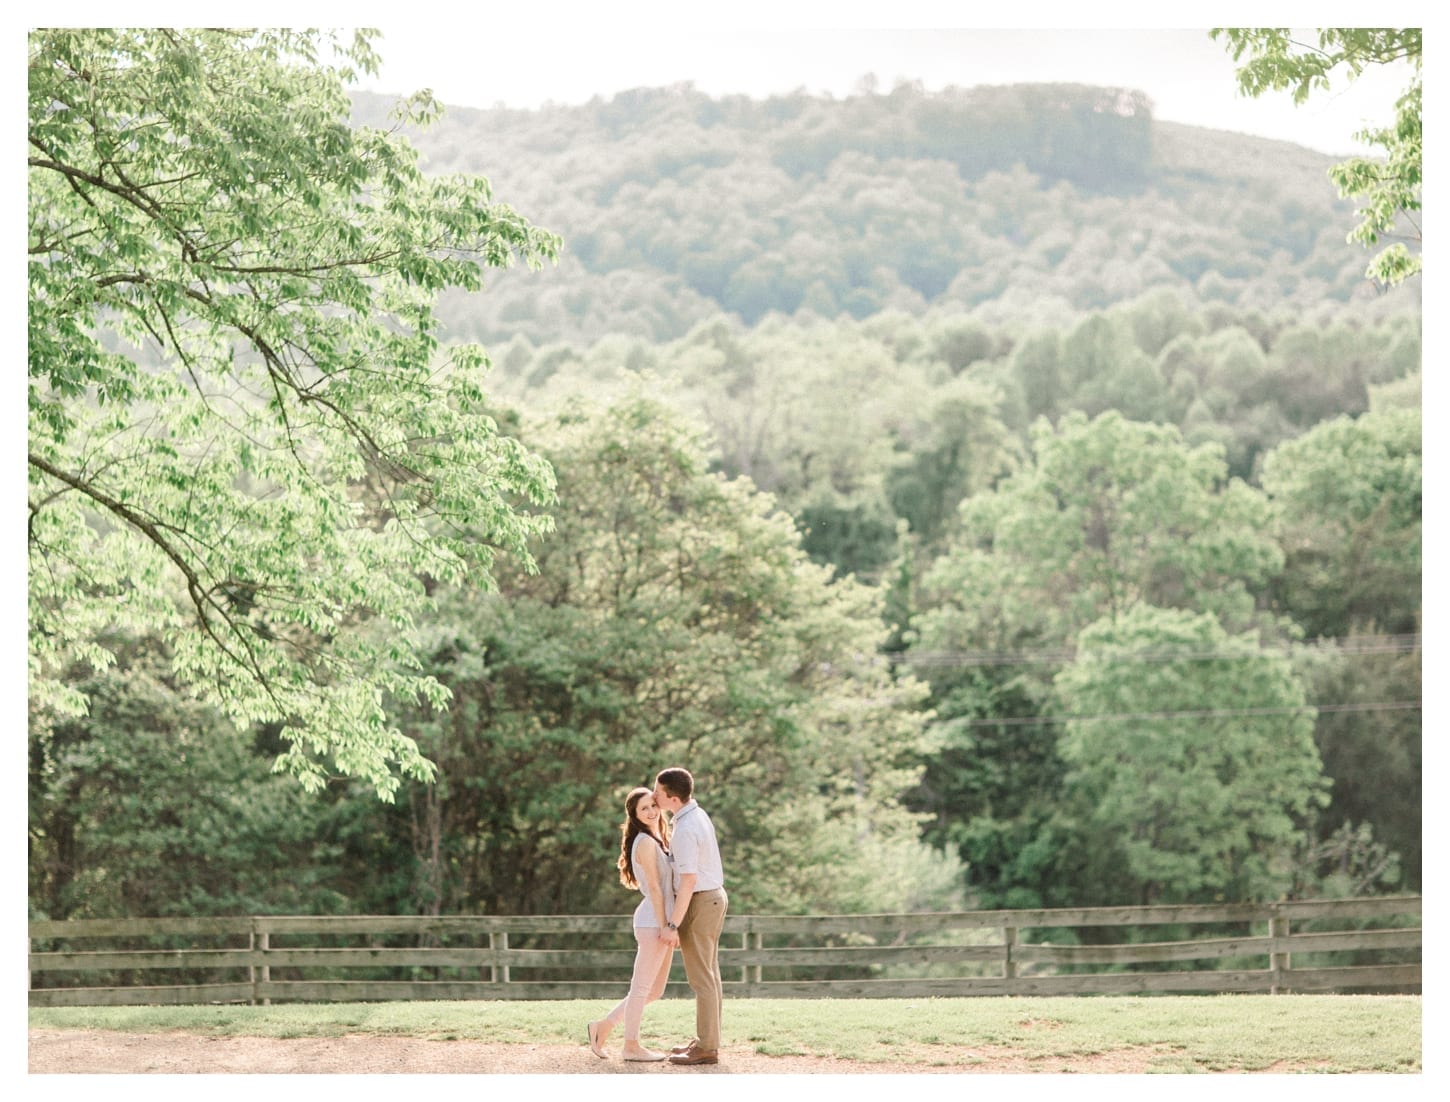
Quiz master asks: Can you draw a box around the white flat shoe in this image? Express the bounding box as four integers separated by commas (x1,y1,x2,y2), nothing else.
587,1020,607,1058
623,1048,667,1062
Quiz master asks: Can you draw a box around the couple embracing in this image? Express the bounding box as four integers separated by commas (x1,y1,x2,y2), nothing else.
587,766,727,1066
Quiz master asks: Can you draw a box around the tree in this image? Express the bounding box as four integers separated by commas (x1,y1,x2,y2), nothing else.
1010,329,1065,424
383,391,943,916
907,412,1288,906
29,30,560,798
29,633,357,919
1259,407,1421,890
1054,606,1329,905
915,411,1283,652
1057,315,1156,420
1260,406,1420,638
1212,28,1422,285
885,374,1016,550
1291,641,1420,891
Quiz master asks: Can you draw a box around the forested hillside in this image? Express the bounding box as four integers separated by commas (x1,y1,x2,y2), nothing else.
350,83,1411,347
31,54,1420,929
369,80,1423,909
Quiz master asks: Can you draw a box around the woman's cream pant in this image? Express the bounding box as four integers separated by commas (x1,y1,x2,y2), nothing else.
600,926,673,1040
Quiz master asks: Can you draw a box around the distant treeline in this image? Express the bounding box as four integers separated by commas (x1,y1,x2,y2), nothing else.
350,81,1409,347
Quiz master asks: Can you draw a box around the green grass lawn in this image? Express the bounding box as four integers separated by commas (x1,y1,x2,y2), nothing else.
30,994,1421,1073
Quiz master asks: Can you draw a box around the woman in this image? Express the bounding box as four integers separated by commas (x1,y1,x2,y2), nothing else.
587,786,676,1061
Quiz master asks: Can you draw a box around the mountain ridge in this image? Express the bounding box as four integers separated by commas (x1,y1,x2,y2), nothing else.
348,83,1415,348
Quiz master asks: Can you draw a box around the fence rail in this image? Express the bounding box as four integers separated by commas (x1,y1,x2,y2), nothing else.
28,895,1420,1007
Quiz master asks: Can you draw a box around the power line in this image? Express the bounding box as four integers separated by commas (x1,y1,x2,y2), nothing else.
890,633,1421,669
954,700,1421,728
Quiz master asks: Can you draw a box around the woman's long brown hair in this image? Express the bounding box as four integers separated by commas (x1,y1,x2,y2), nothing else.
617,786,670,889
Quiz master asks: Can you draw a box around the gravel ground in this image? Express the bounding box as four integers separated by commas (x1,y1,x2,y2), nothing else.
28,1028,1216,1074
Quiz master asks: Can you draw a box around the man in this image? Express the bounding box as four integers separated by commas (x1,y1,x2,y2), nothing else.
653,766,727,1066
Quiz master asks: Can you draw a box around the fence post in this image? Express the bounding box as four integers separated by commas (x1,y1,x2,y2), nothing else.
748,931,763,986
1269,906,1290,995
250,918,271,1006
496,931,510,984
1003,923,1018,989
738,929,764,985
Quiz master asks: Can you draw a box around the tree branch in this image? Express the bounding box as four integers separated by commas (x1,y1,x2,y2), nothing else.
28,450,285,711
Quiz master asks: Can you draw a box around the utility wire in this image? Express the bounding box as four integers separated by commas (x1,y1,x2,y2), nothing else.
953,700,1421,728
889,633,1421,669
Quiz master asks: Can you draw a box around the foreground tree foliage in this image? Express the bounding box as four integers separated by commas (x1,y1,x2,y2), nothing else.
1214,28,1422,285
28,29,560,797
26,385,961,920
386,393,950,916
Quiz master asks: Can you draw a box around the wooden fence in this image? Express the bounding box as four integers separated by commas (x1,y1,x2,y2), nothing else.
28,895,1420,1007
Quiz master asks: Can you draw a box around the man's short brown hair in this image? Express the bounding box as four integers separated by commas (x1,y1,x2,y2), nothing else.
654,766,694,802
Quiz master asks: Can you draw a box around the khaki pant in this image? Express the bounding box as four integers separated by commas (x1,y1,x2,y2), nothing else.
678,887,728,1050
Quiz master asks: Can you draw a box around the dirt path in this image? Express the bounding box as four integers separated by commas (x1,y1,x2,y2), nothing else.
29,1028,1203,1074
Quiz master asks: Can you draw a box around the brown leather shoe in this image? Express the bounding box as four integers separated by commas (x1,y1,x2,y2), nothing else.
669,1048,718,1065
670,1039,698,1055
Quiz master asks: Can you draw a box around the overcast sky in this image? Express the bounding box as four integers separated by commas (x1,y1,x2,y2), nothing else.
353,8,1423,157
